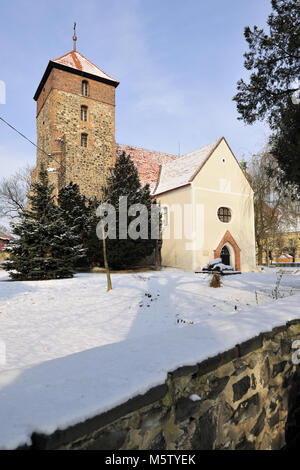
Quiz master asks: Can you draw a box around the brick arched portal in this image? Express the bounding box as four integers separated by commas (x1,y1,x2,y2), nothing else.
214,230,241,271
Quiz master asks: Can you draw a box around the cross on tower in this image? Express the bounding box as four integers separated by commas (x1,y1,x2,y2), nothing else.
73,22,77,51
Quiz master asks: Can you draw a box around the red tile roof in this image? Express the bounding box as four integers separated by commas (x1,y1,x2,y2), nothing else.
0,234,13,240
117,139,226,196
34,49,119,101
52,50,119,85
116,144,177,192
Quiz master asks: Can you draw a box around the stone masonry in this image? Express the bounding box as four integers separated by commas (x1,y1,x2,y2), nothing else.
23,319,300,450
33,67,117,200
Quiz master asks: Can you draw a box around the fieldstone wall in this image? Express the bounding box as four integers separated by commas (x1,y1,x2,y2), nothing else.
27,319,300,451
33,68,116,200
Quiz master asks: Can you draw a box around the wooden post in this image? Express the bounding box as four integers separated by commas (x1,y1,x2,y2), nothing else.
100,219,112,292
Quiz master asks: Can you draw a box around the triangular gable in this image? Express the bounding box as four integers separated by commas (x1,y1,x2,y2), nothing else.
153,137,253,196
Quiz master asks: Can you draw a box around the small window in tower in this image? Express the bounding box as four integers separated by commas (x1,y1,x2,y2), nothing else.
81,133,88,148
81,105,88,121
82,80,88,97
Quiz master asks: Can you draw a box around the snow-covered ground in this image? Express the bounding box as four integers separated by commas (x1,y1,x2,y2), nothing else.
0,267,300,449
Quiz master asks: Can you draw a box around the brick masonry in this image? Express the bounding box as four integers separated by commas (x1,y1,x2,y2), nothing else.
33,68,116,200
214,230,241,271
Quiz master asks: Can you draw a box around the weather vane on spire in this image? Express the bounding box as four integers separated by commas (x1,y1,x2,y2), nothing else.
73,22,77,51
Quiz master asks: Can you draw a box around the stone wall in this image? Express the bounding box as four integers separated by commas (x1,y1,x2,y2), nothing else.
33,68,116,200
26,319,300,450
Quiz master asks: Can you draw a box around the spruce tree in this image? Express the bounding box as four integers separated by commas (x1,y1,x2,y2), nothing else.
86,196,104,267
102,152,159,269
3,168,83,280
58,183,103,267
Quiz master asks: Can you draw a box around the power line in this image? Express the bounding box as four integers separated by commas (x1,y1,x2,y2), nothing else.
0,115,51,158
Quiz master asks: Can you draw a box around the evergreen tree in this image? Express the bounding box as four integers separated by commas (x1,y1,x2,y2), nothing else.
58,182,101,266
233,0,300,187
58,183,103,267
3,168,83,280
270,102,300,189
86,196,104,267
233,0,300,128
102,152,159,269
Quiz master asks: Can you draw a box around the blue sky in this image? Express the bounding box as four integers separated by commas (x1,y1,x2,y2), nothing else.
0,0,272,178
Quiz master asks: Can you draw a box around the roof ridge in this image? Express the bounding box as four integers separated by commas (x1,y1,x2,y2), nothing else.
156,138,222,170
71,51,83,71
152,137,224,196
73,51,117,82
182,138,222,158
117,143,177,158
52,50,118,83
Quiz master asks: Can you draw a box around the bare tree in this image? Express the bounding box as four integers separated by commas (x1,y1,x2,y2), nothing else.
247,149,298,266
0,165,33,220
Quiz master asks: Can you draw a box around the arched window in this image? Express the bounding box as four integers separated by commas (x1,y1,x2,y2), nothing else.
82,80,88,96
81,105,88,121
81,133,88,148
217,207,232,223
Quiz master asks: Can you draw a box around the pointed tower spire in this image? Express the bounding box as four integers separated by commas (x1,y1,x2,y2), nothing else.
73,22,77,51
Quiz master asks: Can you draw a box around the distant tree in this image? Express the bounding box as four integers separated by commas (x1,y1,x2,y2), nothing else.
102,152,159,269
0,164,33,220
3,168,84,280
247,149,298,265
233,0,300,187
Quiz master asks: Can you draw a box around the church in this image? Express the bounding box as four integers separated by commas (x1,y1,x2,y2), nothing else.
31,34,256,272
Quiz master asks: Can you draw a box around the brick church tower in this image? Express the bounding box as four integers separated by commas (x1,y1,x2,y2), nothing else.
32,32,119,199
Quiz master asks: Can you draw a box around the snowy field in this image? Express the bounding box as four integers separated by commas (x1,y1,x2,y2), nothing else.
0,267,300,449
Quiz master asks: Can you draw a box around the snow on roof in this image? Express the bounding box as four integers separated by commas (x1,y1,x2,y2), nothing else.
0,234,13,241
153,138,222,196
116,144,177,192
52,50,119,85
279,254,293,259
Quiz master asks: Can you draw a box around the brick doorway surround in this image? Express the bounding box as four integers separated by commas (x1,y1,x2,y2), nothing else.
213,230,241,271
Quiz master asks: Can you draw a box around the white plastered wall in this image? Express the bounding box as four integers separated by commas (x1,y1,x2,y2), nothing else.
157,139,257,272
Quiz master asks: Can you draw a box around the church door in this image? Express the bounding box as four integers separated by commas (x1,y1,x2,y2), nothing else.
221,246,230,266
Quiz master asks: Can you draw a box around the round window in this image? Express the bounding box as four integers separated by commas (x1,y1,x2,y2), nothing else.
218,207,231,223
